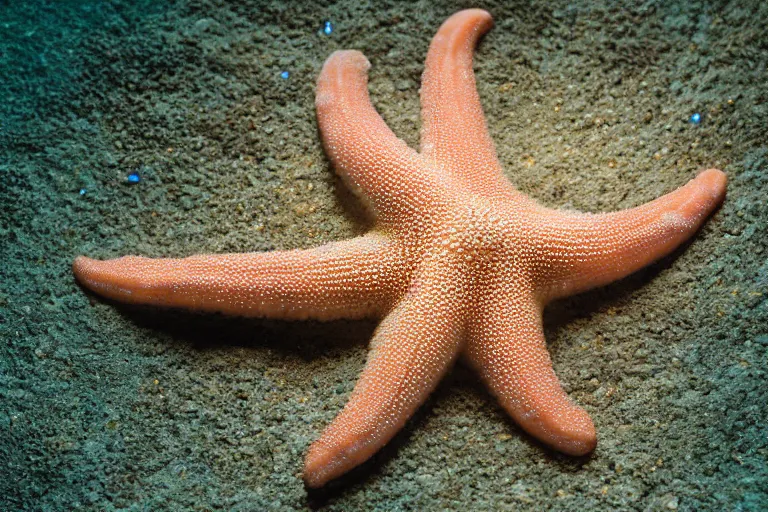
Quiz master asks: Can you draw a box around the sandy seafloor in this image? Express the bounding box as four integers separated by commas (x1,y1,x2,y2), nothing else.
1,0,767,510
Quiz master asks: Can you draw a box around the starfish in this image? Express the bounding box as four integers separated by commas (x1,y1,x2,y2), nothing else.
73,9,727,488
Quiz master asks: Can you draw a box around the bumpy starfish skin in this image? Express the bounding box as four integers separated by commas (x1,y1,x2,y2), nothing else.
73,9,727,488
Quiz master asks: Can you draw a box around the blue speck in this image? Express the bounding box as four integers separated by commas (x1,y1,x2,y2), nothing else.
323,21,333,35
280,70,289,79
127,171,141,183
79,188,87,195
689,112,702,125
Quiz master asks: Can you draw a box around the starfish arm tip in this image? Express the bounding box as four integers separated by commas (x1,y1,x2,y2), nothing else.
547,411,597,456
73,255,95,291
500,389,598,456
450,8,493,25
660,167,727,231
696,167,727,202
320,49,370,78
302,442,338,488
302,438,366,489
72,254,166,304
72,255,108,291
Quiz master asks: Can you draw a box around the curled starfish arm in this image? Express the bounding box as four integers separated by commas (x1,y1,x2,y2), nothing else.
538,168,727,300
316,50,431,222
465,288,597,456
303,264,464,487
72,233,400,321
420,9,519,200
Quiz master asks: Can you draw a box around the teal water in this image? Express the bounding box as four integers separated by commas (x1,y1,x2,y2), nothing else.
2,1,766,510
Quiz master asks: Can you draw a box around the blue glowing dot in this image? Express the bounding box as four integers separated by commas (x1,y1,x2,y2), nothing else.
323,21,333,35
127,171,141,183
689,112,702,124
280,70,290,79
79,188,87,195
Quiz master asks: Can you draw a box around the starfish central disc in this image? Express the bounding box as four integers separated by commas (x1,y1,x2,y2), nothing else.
73,9,727,488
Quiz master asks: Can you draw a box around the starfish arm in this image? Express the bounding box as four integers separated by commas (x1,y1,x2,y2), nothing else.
465,286,596,456
316,50,435,223
420,9,517,200
537,168,727,301
303,263,464,487
72,233,401,321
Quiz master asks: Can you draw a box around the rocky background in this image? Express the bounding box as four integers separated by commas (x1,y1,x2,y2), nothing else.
2,0,766,509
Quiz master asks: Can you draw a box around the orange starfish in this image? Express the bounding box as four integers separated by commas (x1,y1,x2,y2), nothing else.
73,9,727,488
